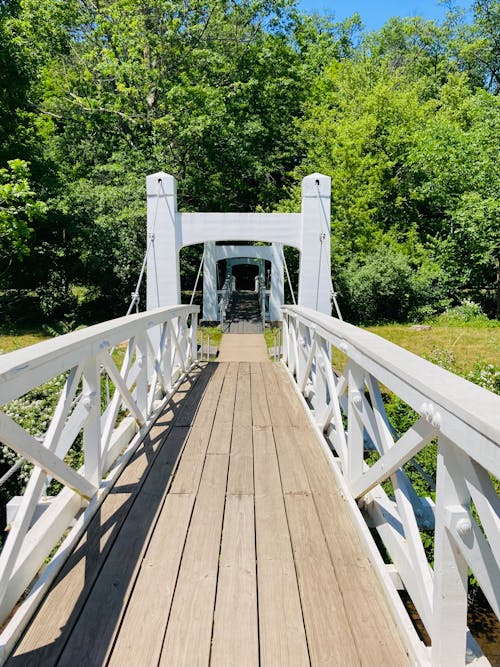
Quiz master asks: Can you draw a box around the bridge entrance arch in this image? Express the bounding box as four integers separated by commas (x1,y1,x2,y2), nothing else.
203,244,283,321
146,172,331,319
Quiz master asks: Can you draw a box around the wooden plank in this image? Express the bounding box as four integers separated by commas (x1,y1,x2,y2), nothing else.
9,368,205,666
107,493,196,667
284,491,361,667
260,363,294,427
55,426,190,667
276,374,410,666
175,362,222,427
170,363,227,493
233,362,251,429
268,363,305,426
298,429,411,667
253,426,310,667
206,419,233,455
207,362,237,455
210,494,258,667
227,425,253,496
159,454,229,667
174,363,213,426
250,362,271,427
214,362,238,423
273,426,310,495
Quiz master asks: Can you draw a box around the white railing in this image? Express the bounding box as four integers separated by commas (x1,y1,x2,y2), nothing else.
281,306,500,667
0,305,199,657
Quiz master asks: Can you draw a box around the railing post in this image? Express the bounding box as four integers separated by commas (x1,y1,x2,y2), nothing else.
135,332,148,418
82,358,101,488
432,436,470,667
347,363,365,484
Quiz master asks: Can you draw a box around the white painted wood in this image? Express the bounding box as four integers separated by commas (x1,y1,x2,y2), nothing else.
100,353,146,426
347,363,365,484
0,306,197,404
432,437,470,667
180,211,301,248
82,358,101,488
281,305,500,667
282,306,500,467
299,173,331,314
0,489,82,627
447,507,500,618
351,418,438,498
0,304,199,637
102,417,137,473
0,412,96,499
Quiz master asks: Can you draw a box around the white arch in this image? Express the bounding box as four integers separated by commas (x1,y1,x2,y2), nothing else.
202,244,284,321
146,172,331,317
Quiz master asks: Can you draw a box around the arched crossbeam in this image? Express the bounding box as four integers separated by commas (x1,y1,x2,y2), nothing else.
146,172,331,317
202,244,283,321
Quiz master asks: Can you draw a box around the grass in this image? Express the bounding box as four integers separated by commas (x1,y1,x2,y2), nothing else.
0,328,51,354
365,322,499,374
329,320,499,374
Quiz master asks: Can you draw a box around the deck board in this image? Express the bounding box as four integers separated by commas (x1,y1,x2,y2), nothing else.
210,494,258,667
159,454,228,667
8,343,410,667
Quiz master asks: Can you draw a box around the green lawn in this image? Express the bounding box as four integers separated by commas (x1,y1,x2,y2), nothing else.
365,322,500,374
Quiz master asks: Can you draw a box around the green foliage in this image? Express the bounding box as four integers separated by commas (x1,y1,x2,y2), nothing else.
435,299,490,324
338,244,448,324
0,159,46,260
1,0,499,325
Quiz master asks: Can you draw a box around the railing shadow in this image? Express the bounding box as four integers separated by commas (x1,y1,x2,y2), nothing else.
7,363,216,667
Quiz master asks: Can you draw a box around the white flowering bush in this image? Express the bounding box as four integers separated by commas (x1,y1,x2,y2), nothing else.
466,364,500,395
0,375,68,498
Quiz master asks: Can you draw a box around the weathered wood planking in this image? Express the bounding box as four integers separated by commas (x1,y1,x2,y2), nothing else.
8,366,207,667
250,361,272,427
207,361,237,455
159,454,229,667
253,425,311,667
210,494,258,667
274,364,410,667
9,350,412,667
107,492,195,667
169,362,227,493
55,425,190,666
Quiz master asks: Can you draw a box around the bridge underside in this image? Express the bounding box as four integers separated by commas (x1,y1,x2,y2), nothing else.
8,340,409,667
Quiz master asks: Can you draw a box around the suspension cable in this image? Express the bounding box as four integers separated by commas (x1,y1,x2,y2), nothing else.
281,245,297,306
315,181,343,320
189,250,205,306
126,177,163,316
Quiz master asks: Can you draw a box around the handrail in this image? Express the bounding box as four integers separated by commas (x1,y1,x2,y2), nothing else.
0,305,199,656
281,305,500,667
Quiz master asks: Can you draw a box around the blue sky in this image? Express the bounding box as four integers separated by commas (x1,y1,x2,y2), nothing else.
297,0,469,31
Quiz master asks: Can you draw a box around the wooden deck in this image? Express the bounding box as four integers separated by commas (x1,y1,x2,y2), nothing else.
8,347,410,666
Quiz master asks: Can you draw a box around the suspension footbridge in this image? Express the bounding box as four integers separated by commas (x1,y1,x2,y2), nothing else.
0,173,498,666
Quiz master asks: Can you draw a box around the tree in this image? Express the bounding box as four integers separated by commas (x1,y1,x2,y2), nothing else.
0,159,46,261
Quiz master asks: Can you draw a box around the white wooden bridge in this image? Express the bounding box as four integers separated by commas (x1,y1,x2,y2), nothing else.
0,173,498,666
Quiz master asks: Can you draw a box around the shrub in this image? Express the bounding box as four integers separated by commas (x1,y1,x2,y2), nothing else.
436,299,490,324
339,246,448,324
